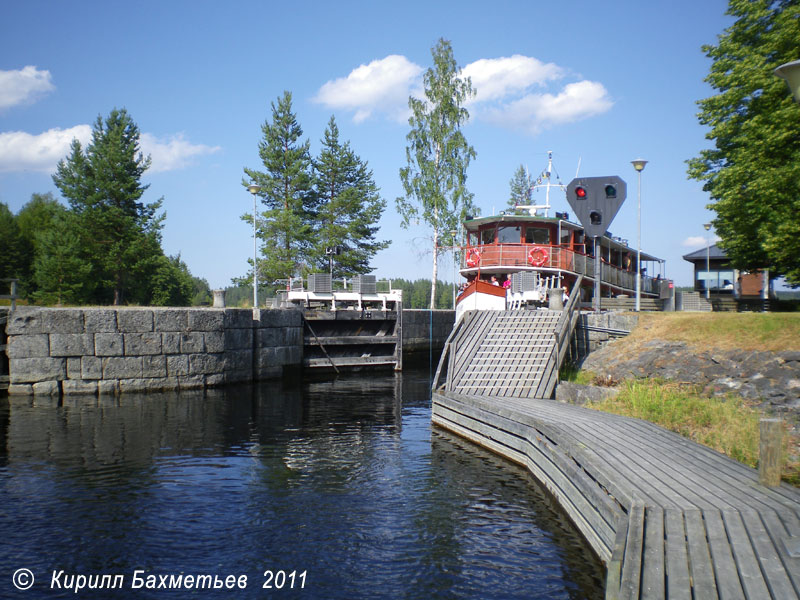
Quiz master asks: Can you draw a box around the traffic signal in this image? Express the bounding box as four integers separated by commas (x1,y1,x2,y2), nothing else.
565,176,627,238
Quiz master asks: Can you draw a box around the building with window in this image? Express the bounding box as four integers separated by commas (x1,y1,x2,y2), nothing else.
682,243,774,300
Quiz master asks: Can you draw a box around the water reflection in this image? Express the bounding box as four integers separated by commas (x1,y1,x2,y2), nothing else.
0,370,603,599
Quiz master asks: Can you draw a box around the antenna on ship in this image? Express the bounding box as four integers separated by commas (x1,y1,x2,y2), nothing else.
515,150,566,217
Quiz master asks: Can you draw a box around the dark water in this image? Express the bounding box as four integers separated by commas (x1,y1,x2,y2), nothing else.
0,368,604,599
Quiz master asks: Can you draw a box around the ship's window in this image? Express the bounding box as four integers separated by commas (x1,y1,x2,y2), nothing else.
497,226,521,244
560,228,571,246
525,227,550,244
468,231,478,246
481,229,495,245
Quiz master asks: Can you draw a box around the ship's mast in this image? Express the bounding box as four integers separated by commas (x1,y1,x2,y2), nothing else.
515,150,564,217
543,151,553,218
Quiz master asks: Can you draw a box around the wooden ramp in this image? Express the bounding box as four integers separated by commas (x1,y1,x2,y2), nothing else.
434,276,582,399
432,391,800,599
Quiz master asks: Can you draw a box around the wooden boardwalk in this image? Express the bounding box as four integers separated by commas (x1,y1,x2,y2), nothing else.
432,391,800,599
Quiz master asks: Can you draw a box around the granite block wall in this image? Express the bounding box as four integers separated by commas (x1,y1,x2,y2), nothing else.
6,307,302,396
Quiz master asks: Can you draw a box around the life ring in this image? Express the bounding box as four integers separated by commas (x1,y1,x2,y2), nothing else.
466,248,481,268
528,247,548,267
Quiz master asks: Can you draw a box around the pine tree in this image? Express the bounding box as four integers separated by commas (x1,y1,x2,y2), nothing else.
312,116,388,278
243,91,315,286
397,39,478,308
687,0,800,285
32,213,93,305
52,108,164,304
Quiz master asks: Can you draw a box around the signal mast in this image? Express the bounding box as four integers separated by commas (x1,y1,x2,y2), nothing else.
514,150,566,218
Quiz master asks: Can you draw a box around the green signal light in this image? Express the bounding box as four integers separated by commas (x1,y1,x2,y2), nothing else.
604,184,617,198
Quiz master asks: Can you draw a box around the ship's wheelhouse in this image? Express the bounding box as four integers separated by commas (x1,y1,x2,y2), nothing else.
459,214,664,300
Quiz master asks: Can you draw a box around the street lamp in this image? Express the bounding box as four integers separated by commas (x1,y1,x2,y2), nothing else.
775,59,800,104
450,229,458,309
704,223,712,300
631,159,648,311
247,184,262,309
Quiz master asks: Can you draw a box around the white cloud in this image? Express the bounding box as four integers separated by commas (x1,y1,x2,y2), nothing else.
484,80,613,135
462,55,562,103
0,127,220,174
140,133,221,173
0,126,92,173
683,235,719,248
315,53,612,135
314,55,423,123
0,66,55,110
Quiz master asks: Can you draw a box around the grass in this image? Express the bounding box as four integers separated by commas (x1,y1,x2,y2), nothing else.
589,379,800,484
565,312,800,485
625,312,800,353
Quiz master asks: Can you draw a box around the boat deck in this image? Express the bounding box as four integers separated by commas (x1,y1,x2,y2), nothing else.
432,391,800,599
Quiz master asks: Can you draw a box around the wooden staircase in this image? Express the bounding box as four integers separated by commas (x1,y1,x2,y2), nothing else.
434,277,582,399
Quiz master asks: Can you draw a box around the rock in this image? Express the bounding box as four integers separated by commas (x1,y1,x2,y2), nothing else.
556,381,620,405
579,337,800,419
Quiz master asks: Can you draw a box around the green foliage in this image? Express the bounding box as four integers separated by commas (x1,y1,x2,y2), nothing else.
389,278,454,309
687,0,800,286
243,91,315,285
0,202,33,292
397,39,478,308
16,193,65,251
52,108,166,304
508,164,533,209
32,212,93,305
191,276,212,306
148,254,194,306
312,116,388,278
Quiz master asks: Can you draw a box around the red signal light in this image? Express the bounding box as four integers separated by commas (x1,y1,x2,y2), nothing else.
575,186,587,199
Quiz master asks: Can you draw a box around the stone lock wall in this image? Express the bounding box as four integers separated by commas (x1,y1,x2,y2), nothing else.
402,309,456,354
6,307,302,396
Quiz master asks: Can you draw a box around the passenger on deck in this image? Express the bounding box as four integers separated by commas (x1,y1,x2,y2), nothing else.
490,276,500,286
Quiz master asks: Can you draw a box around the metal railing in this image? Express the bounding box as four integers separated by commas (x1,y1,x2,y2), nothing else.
462,244,659,295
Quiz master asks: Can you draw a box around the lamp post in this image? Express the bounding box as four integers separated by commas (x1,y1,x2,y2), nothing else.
247,184,262,309
775,59,800,104
450,229,458,309
631,159,647,311
704,223,712,299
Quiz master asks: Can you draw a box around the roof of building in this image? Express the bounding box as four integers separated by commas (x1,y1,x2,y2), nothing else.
683,243,728,262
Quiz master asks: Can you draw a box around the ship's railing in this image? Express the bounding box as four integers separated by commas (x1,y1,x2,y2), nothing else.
461,244,659,295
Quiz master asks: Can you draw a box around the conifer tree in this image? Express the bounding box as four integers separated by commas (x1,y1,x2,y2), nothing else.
312,116,388,278
397,39,478,308
243,91,315,286
52,108,164,304
508,165,533,210
32,213,93,305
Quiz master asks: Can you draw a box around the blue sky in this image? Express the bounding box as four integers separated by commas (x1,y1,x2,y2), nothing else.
1,0,735,289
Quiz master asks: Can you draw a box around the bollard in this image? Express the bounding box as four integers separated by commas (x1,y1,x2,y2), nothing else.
548,288,564,311
759,418,784,487
212,289,226,308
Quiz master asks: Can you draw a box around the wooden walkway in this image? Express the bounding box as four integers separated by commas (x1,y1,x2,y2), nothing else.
432,391,800,599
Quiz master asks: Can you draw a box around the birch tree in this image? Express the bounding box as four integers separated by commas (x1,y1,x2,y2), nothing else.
397,39,477,308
